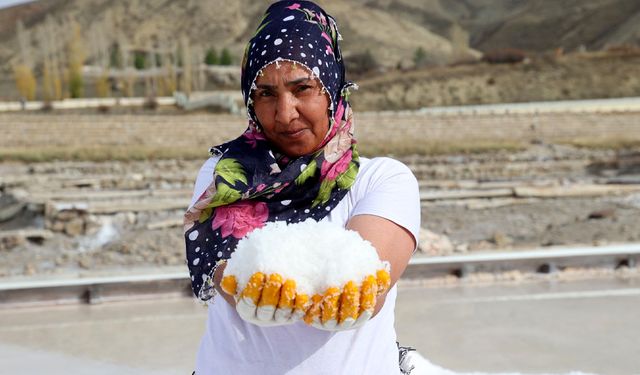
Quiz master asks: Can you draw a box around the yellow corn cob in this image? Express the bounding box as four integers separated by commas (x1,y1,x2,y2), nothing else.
359,275,378,314
376,269,391,296
220,275,237,296
320,286,341,325
303,294,324,324
259,273,283,307
278,279,297,310
338,280,360,324
241,272,266,305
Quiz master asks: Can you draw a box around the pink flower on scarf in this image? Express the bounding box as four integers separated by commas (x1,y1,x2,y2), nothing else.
333,100,345,125
286,3,301,10
325,44,334,56
321,149,352,180
212,201,269,238
243,130,266,148
317,13,327,26
321,32,332,44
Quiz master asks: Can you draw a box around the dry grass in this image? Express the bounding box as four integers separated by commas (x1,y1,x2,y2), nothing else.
558,138,640,150
359,140,527,157
0,146,207,162
0,141,528,162
1,138,637,163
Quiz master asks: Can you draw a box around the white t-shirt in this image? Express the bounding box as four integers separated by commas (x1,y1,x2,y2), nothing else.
189,156,421,375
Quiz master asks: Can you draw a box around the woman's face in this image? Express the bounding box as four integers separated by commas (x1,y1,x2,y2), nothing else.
252,61,330,158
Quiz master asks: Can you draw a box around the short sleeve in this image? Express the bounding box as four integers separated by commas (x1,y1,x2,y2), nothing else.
350,158,421,249
189,156,221,208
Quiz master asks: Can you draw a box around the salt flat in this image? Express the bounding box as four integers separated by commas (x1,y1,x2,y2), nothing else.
0,276,638,375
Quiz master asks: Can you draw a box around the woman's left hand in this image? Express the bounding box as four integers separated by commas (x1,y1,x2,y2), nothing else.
303,268,391,330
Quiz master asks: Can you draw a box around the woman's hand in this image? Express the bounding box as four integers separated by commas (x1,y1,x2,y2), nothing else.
220,272,308,325
304,268,391,330
213,262,237,307
221,268,391,330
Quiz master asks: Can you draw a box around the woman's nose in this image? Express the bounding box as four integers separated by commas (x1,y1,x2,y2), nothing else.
274,93,299,124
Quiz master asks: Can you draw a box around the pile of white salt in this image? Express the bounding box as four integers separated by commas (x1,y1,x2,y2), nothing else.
224,220,386,296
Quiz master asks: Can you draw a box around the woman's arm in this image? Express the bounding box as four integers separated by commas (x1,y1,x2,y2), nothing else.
346,214,416,317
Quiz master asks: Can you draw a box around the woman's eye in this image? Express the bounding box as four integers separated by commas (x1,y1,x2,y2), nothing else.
295,85,314,94
257,90,273,97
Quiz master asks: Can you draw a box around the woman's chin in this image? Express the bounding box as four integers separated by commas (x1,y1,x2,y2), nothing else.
277,141,318,158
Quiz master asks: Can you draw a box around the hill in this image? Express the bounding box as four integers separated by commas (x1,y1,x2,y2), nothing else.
1,0,639,106
0,0,475,76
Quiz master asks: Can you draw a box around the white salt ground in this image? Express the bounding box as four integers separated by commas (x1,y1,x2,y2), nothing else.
224,220,386,296
408,352,597,375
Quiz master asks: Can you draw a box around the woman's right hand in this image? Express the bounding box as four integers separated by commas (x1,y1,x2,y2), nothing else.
221,272,305,324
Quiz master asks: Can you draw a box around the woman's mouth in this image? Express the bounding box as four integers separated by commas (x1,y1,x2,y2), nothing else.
282,129,307,138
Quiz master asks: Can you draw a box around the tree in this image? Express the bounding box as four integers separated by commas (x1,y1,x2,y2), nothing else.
95,73,110,98
205,48,219,65
180,36,192,95
220,48,233,65
413,47,427,67
134,51,146,70
14,20,36,100
14,65,37,100
110,43,123,68
67,23,86,98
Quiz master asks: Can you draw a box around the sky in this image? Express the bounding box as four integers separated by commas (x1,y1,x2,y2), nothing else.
0,0,34,9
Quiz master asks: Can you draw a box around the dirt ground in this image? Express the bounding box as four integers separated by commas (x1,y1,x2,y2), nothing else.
1,142,640,278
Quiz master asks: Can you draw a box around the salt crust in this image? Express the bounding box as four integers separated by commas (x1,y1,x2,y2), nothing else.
224,220,385,296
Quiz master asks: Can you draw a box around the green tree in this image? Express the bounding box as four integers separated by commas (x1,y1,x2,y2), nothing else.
414,47,427,67
134,52,147,70
205,48,219,65
67,24,85,98
220,48,233,65
110,43,123,69
69,70,83,98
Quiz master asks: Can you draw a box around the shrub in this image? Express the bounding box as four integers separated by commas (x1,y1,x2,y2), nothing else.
69,69,83,98
413,47,427,67
205,48,219,65
481,48,527,64
347,49,378,75
134,52,147,70
220,48,233,65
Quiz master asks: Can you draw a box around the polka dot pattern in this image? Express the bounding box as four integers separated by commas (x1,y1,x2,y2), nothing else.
241,0,347,126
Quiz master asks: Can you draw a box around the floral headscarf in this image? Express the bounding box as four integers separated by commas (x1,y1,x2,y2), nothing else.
184,1,359,301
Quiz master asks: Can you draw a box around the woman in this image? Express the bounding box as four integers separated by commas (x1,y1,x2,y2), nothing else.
184,1,420,373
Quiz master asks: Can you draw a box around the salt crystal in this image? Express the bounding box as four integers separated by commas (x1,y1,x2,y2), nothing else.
225,220,384,296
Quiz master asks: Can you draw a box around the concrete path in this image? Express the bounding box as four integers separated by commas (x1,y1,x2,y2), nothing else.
0,277,638,375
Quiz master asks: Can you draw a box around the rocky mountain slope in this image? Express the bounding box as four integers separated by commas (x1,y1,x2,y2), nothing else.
1,0,640,107
2,0,640,75
0,0,474,76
